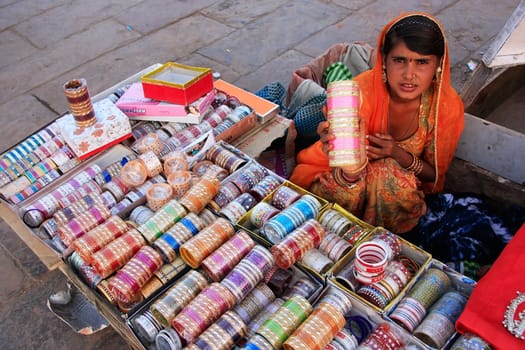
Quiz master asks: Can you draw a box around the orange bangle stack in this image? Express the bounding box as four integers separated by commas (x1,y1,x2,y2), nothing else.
179,217,235,269
283,301,346,350
179,175,221,213
146,183,173,212
91,228,146,278
71,215,130,263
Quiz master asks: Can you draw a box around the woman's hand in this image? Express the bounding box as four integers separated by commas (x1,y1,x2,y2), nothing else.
366,133,399,160
317,120,333,155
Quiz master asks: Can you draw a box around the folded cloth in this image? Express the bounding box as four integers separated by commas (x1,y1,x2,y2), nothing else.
456,222,525,350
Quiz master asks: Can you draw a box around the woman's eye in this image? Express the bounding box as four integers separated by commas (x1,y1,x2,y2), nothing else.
393,57,405,63
416,59,430,65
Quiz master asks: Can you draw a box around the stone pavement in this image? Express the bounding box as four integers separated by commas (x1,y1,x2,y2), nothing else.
0,0,521,349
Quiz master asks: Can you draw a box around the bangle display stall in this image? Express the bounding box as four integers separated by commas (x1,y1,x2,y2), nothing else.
1,78,479,350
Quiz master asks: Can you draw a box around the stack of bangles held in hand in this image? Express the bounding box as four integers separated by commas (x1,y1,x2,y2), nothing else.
405,151,424,175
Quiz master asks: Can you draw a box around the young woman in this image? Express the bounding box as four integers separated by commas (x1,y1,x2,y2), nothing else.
289,13,465,234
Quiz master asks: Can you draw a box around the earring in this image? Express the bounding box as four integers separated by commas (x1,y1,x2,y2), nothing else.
382,65,387,83
435,66,442,81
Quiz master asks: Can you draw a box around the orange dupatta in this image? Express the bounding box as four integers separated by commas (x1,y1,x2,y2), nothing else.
290,12,464,194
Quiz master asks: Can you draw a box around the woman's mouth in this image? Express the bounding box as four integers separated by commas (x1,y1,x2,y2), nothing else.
400,83,417,92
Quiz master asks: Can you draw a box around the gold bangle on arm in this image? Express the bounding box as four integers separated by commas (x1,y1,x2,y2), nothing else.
405,151,424,176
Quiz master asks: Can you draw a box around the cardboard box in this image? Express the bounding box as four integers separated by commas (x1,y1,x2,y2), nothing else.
214,110,258,144
116,83,215,124
141,62,213,105
57,99,132,160
214,79,280,123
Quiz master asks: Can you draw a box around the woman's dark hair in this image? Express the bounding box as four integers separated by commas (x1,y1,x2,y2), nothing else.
382,15,444,57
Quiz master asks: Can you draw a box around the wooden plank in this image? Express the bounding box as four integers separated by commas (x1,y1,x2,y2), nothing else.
454,113,525,184
462,64,525,116
483,0,525,68
0,202,62,270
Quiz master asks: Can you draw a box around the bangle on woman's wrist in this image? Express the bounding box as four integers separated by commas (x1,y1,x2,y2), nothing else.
405,151,424,176
332,167,364,188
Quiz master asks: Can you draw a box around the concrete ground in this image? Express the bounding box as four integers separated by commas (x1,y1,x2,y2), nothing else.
0,0,521,349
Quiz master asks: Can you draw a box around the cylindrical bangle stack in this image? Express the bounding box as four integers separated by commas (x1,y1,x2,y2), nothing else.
171,282,236,344
135,132,164,155
179,175,221,214
283,301,346,350
300,248,334,275
137,199,187,244
353,241,389,285
234,282,276,324
119,160,148,188
253,295,312,349
149,270,208,328
413,291,467,348
360,322,404,350
201,230,255,282
179,217,235,269
167,171,192,200
146,183,173,211
152,212,206,263
108,245,163,304
220,245,275,303
70,215,130,263
91,228,146,278
319,233,353,261
191,310,248,350
56,203,111,246
205,143,247,174
162,150,188,176
390,268,451,332
271,219,326,269
262,195,322,244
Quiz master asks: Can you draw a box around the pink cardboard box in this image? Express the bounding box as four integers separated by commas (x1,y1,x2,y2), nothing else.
116,83,215,124
140,62,213,105
57,99,132,160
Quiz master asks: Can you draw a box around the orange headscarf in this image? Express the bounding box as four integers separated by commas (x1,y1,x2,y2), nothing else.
290,12,464,194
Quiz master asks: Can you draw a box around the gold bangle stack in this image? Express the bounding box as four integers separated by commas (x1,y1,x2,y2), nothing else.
406,151,424,176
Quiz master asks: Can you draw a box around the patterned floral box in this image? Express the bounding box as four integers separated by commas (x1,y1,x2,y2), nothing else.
57,98,132,161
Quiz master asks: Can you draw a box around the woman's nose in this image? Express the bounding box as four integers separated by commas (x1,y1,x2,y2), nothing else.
404,62,416,79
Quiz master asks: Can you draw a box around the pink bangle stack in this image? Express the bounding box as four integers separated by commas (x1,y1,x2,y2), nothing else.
326,80,366,170
108,245,163,304
201,230,256,282
57,203,111,246
71,215,130,263
171,282,236,344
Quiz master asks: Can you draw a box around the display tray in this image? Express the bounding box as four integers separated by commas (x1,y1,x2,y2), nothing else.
329,228,432,315
384,258,476,350
0,144,135,270
324,282,435,350
237,180,329,246
126,261,324,350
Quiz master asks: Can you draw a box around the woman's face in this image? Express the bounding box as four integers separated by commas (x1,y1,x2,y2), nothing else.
384,40,440,103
